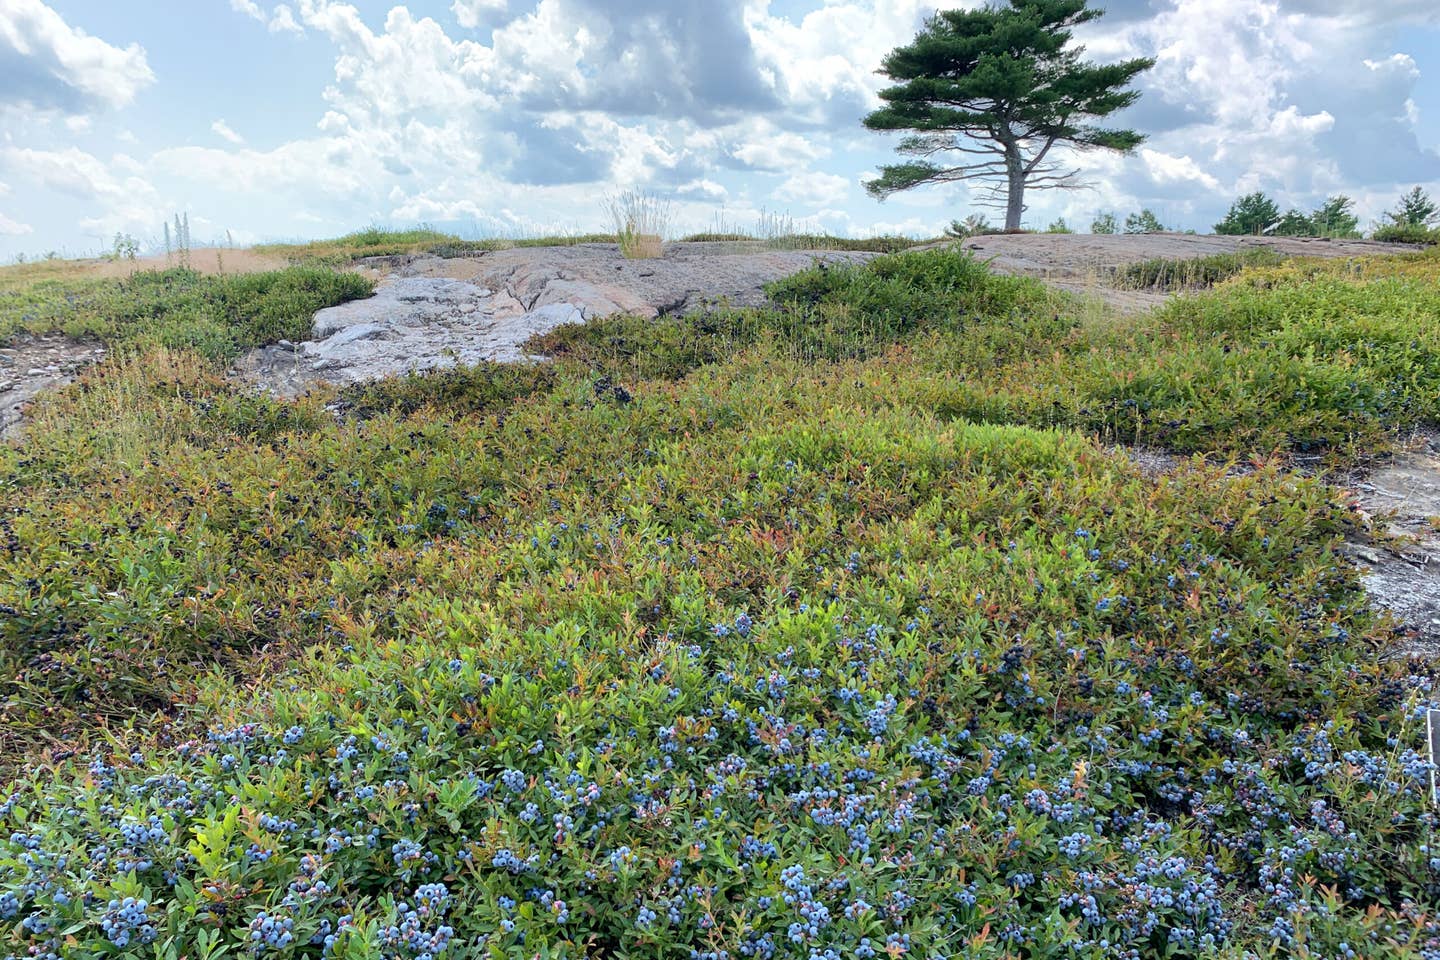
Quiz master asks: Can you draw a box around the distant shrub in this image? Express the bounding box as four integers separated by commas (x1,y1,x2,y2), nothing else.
1113,248,1287,290
1372,223,1439,245
677,232,750,243
1215,192,1281,235
1090,212,1118,235
1385,186,1438,228
944,213,994,239
774,234,920,253
1123,209,1166,233
604,191,671,259
1308,195,1361,238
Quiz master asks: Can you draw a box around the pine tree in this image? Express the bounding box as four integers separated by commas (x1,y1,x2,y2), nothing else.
1309,196,1359,238
1214,193,1280,236
1388,186,1438,227
1123,209,1165,234
863,1,1154,230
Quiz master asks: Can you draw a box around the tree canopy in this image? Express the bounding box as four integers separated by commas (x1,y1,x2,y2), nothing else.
1309,196,1360,238
1215,192,1360,238
863,0,1154,230
1214,193,1280,236
1124,209,1165,234
1388,186,1439,227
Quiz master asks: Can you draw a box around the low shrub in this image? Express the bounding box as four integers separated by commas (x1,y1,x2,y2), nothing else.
3,246,1440,958
334,363,560,421
1371,223,1439,245
3,387,1437,957
0,267,373,359
1112,248,1287,290
677,232,755,243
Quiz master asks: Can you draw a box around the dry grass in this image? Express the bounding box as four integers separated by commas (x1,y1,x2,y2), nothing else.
23,347,212,465
0,249,290,284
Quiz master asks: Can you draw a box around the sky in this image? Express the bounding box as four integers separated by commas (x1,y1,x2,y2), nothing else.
1,0,1438,259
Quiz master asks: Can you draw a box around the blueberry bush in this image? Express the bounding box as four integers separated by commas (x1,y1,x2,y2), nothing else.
0,267,372,360
1,247,1438,958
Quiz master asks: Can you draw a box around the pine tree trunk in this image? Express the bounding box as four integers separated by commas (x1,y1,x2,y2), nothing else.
1005,150,1025,231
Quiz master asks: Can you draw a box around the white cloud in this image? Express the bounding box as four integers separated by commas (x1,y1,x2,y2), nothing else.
452,0,507,29
0,0,155,114
297,2,501,120
152,138,373,197
743,0,935,124
729,123,826,172
270,5,302,33
2,146,135,200
1068,0,1439,224
773,171,851,207
229,0,266,22
1140,149,1222,191
0,145,167,239
676,179,727,200
232,0,304,34
211,119,246,145
0,212,32,236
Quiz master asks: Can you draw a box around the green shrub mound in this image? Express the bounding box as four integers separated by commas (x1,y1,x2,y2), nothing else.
1371,224,1439,246
896,253,1440,460
0,268,373,361
4,393,1440,958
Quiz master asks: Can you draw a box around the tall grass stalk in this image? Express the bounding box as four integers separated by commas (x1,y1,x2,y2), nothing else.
604,191,671,259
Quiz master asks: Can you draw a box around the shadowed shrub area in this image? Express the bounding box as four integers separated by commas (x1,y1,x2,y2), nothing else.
0,247,1438,957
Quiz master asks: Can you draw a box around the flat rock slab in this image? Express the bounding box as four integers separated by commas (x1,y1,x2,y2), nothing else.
1340,435,1440,657
0,334,107,439
235,244,879,395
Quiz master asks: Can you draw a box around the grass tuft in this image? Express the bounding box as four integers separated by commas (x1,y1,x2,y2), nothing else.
1111,247,1288,290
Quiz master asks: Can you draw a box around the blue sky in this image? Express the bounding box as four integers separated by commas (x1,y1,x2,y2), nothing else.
2,0,1438,259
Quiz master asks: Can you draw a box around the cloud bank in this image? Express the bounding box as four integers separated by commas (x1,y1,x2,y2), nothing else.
0,0,1437,257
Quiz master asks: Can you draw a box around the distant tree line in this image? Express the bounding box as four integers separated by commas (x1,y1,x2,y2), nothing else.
1210,186,1436,242
945,186,1437,242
